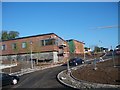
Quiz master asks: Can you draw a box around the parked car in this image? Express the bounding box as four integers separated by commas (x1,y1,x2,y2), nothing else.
69,57,84,66
0,73,19,86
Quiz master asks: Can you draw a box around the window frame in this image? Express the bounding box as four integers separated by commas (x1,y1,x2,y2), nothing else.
41,38,56,46
1,44,6,51
22,42,27,49
12,43,17,50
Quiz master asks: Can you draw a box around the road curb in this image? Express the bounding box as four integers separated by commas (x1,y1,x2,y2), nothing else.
57,69,78,89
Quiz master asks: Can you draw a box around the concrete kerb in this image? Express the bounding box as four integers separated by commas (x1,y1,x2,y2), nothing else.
57,69,78,89
57,59,120,89
57,64,89,89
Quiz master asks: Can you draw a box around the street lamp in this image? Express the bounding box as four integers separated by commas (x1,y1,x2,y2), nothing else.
84,49,86,60
67,59,71,75
93,57,97,70
30,41,33,69
66,44,71,75
99,40,102,53
112,49,116,67
93,46,97,70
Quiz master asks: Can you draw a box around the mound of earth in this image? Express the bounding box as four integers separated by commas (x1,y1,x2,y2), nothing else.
72,56,120,85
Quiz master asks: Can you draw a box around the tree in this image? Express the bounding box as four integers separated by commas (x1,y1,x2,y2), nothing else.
1,30,19,41
1,31,8,41
8,31,19,39
94,46,101,53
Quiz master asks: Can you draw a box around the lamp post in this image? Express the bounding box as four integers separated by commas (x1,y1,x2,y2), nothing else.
94,57,97,70
67,59,71,74
93,46,97,70
66,44,71,75
84,49,86,60
99,40,101,52
112,48,116,67
30,41,33,69
10,58,12,73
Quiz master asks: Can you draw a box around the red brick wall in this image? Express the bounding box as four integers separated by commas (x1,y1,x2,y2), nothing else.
0,34,67,55
74,40,84,54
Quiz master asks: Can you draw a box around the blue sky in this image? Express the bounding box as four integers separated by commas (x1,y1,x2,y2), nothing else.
2,2,118,49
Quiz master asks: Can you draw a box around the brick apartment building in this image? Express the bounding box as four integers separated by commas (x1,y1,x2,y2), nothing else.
0,33,84,63
0,33,69,63
67,39,84,54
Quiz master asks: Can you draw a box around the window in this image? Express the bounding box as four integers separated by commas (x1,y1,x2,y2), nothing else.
41,40,45,46
12,43,17,50
41,39,55,46
1,45,6,51
45,39,53,45
22,42,27,48
55,39,59,46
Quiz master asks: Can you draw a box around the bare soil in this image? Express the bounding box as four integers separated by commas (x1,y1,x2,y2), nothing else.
72,56,120,85
1,60,61,74
2,61,31,73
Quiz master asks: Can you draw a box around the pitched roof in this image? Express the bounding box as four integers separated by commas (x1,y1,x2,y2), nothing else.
66,39,85,44
1,33,66,42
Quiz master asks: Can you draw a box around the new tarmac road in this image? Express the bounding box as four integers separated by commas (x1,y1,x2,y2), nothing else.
2,65,72,89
